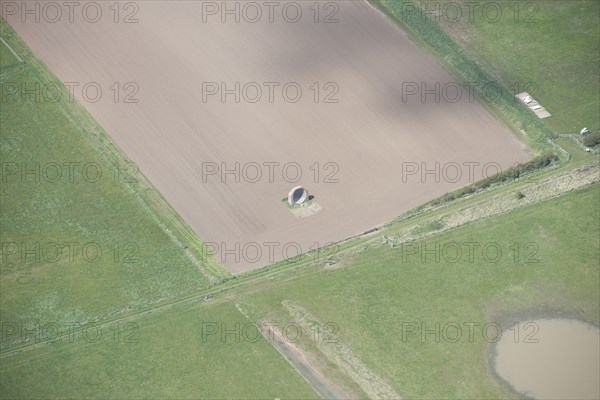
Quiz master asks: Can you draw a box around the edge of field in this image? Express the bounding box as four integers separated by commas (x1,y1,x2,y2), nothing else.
0,18,231,283
368,0,558,155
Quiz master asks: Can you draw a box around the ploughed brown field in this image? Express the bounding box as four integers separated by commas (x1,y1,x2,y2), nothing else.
4,1,529,272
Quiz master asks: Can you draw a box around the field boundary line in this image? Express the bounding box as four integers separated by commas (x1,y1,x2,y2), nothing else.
368,0,554,151
0,20,230,283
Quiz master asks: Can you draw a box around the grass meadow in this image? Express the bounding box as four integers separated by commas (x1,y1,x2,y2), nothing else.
0,301,317,398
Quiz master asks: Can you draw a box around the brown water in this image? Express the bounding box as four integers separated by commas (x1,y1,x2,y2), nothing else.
494,319,600,399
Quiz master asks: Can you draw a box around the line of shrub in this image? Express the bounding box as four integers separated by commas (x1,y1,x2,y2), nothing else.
430,152,559,206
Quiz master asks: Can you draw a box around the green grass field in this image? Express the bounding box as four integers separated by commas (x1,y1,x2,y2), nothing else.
0,301,317,398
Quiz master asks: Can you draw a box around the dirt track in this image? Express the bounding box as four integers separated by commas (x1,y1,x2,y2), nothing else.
4,1,529,272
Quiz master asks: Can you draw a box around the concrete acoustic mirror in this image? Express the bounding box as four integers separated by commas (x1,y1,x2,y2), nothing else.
288,186,309,206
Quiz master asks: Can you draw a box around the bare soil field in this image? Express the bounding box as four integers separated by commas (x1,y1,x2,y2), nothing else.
3,0,529,272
